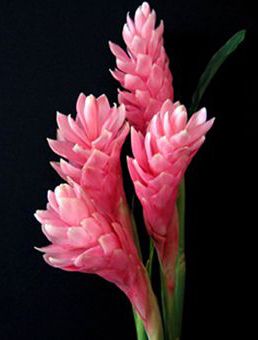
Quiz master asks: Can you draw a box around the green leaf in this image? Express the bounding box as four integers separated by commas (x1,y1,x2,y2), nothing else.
190,29,246,113
173,30,246,340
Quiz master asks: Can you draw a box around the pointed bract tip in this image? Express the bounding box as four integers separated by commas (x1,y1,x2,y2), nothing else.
130,125,137,136
142,2,150,9
34,246,44,253
209,117,216,125
119,103,126,112
49,160,59,168
86,94,95,101
108,41,116,50
34,211,41,221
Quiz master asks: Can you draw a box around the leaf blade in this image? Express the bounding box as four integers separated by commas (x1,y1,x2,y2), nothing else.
190,29,246,113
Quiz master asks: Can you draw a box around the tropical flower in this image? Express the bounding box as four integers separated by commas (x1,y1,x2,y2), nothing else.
109,2,173,133
127,99,214,291
35,181,163,340
48,93,130,227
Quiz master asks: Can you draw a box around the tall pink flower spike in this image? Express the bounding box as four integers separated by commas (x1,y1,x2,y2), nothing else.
35,181,163,340
127,99,215,292
109,2,173,133
48,93,131,231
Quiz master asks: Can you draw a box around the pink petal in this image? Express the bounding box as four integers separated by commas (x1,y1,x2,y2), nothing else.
124,74,147,91
130,35,147,55
186,108,207,130
58,198,89,225
56,112,80,145
109,41,129,62
136,54,152,77
131,127,149,170
170,105,188,133
47,139,86,166
141,11,156,40
187,118,215,145
67,226,91,247
134,6,145,32
99,233,120,255
147,64,163,95
74,245,104,270
83,95,99,140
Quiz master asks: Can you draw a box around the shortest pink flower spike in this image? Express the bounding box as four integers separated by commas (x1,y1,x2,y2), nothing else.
127,99,215,292
35,181,163,340
48,93,130,226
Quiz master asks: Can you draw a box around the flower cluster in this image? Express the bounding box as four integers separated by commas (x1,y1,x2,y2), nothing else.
48,94,130,227
35,2,214,339
109,1,173,133
35,181,156,331
127,100,214,291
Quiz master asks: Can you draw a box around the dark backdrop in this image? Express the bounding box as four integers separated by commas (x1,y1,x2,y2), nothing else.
0,0,256,339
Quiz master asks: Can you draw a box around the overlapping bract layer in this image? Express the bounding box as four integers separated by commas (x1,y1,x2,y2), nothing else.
48,93,129,222
127,99,214,290
110,2,173,133
35,182,155,331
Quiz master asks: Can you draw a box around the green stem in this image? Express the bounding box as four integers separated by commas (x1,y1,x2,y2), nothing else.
174,178,186,340
160,269,176,340
133,267,164,340
147,281,164,340
174,254,185,339
130,214,146,340
133,309,147,340
177,179,185,253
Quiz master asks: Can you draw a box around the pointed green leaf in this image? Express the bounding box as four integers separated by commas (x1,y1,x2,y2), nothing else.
190,29,246,113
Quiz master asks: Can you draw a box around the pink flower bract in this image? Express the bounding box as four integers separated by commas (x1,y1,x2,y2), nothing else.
109,2,173,133
48,93,130,226
127,99,214,291
35,181,162,339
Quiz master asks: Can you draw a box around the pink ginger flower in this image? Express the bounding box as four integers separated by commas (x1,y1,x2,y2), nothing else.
35,181,163,340
48,93,130,227
127,99,215,292
109,2,173,133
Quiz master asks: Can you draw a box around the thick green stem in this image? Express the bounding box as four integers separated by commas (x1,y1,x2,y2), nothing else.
159,179,185,340
160,268,176,340
133,309,147,340
133,267,164,340
147,283,164,340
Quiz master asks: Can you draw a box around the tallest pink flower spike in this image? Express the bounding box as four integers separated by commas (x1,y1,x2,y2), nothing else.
109,2,174,133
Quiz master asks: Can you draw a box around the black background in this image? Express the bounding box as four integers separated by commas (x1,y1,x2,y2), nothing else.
0,0,256,339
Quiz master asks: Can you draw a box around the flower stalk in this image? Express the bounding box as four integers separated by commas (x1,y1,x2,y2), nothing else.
174,178,186,339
